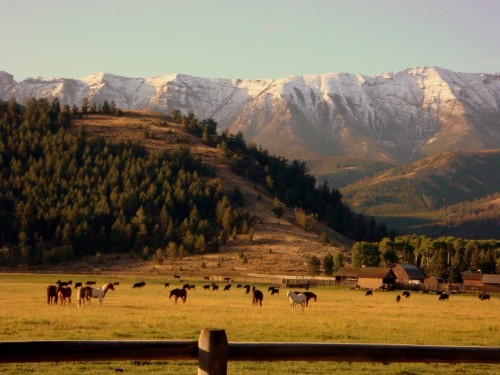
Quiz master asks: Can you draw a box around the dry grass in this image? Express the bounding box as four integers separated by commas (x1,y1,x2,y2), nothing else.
0,274,498,374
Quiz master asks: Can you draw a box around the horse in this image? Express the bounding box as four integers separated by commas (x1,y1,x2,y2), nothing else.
396,295,401,302
224,284,231,291
189,285,196,290
252,289,263,306
133,282,145,289
169,288,187,304
182,283,190,289
212,284,219,291
402,291,411,298
288,290,306,311
244,285,251,294
270,287,279,296
74,282,83,289
365,290,373,296
204,276,210,281
439,293,449,301
237,284,242,289
47,285,58,305
164,283,170,288
77,282,115,307
224,277,232,282
479,294,490,301
57,285,72,306
303,291,317,306
174,275,181,280
203,284,210,290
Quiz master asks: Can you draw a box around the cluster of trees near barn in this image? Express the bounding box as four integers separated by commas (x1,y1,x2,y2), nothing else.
348,235,498,282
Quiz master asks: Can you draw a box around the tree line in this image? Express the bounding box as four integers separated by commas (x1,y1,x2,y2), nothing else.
0,98,252,266
351,235,499,281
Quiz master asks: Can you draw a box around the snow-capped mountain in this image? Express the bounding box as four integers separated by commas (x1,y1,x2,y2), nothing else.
1,67,499,163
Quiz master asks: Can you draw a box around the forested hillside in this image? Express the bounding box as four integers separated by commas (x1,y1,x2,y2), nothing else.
0,98,388,268
0,98,254,266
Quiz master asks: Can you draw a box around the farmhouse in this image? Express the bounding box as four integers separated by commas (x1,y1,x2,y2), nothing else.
390,264,425,286
357,267,396,290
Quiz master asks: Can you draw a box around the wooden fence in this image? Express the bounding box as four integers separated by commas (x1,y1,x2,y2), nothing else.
1,329,499,375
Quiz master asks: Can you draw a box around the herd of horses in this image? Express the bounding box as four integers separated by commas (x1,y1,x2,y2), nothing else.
46,280,116,307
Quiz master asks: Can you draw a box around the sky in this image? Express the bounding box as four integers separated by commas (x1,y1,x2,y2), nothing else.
1,0,499,81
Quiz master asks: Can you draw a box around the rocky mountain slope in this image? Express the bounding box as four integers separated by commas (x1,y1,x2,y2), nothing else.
1,67,499,164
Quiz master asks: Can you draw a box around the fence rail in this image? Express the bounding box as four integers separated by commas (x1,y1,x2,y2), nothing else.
1,329,499,374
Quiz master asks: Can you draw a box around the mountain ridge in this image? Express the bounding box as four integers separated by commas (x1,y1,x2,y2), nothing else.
1,66,499,164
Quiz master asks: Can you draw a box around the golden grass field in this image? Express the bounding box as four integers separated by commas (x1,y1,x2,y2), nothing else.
0,273,498,374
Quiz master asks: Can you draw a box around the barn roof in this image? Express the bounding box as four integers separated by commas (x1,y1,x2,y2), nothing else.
390,264,425,280
482,274,500,284
425,275,445,282
334,267,361,277
358,267,396,279
462,273,482,281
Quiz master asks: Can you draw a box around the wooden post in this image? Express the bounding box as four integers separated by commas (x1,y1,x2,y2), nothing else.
198,328,228,375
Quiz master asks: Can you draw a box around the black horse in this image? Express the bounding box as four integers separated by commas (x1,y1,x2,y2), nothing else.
252,289,263,306
169,288,187,304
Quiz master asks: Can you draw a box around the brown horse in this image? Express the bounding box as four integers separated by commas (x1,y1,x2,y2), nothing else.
57,285,72,306
169,288,187,304
47,285,58,305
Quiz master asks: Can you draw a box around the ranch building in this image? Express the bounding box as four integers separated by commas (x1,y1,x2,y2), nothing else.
333,267,361,287
424,275,445,292
461,272,483,292
481,274,500,293
390,263,425,288
357,267,396,290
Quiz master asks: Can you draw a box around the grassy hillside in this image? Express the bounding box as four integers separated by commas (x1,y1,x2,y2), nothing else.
342,149,500,215
305,156,394,189
339,150,500,239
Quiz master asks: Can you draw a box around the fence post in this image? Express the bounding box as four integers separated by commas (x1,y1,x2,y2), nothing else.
198,328,228,375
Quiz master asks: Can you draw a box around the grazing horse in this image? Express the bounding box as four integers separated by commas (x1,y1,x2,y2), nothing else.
224,284,231,291
439,293,449,301
402,291,411,298
203,284,210,290
302,292,317,306
288,290,306,311
173,275,181,280
244,285,251,294
47,285,58,305
212,284,219,291
270,287,279,296
77,282,115,307
204,276,210,281
57,285,72,306
169,288,187,304
365,290,373,296
252,289,263,306
183,283,190,290
164,283,170,288
133,282,145,289
74,282,83,289
236,284,242,289
479,294,490,301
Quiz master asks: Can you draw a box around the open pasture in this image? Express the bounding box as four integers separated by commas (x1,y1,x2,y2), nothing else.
0,273,498,374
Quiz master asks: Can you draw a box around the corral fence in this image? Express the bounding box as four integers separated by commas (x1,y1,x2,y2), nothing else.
1,328,499,375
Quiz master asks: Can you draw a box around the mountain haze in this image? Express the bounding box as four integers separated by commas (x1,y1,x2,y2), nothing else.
1,67,499,164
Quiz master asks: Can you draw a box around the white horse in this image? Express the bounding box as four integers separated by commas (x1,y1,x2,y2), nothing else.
77,282,115,307
287,290,306,311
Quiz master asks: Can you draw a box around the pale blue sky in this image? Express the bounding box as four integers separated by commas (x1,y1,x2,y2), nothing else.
1,0,499,81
